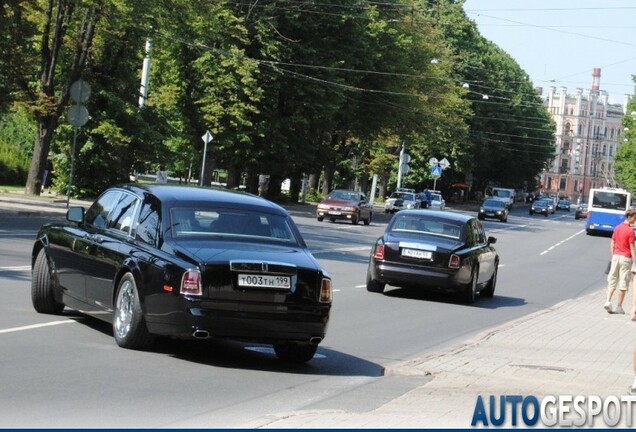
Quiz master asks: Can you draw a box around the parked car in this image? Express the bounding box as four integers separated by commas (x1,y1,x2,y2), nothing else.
478,199,509,222
366,210,499,303
31,184,333,363
384,191,419,213
429,192,446,211
557,199,571,211
317,189,373,224
529,199,550,217
575,203,589,220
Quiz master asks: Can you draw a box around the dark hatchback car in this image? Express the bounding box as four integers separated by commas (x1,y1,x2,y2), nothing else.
529,200,550,217
31,185,333,363
366,210,498,303
556,199,571,211
575,203,588,220
478,199,509,222
316,189,373,225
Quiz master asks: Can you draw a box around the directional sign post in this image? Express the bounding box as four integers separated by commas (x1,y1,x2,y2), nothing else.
200,130,213,187
66,79,91,208
430,156,450,191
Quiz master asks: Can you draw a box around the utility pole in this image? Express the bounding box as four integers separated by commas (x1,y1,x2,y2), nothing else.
139,38,151,108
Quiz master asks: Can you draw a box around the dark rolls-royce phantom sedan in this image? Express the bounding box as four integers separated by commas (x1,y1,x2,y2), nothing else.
31,184,333,363
366,210,499,303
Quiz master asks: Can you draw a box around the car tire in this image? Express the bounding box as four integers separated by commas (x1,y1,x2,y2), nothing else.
329,218,336,223
478,215,484,220
113,273,154,350
351,215,359,225
481,264,497,298
317,216,324,222
31,249,64,315
544,213,548,217
273,342,318,363
463,267,478,304
363,213,372,226
366,271,385,293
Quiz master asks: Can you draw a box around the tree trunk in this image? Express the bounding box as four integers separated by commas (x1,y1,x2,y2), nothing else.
246,171,259,194
24,3,99,196
308,173,320,191
226,163,241,189
289,175,301,202
25,117,57,195
266,175,283,200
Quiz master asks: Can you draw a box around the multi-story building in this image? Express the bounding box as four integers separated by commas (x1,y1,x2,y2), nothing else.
540,68,631,203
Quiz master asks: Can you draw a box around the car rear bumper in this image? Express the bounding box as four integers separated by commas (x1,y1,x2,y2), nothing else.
145,296,330,343
369,261,467,291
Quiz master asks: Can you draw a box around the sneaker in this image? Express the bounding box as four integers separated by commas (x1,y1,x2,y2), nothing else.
604,301,613,313
613,305,625,314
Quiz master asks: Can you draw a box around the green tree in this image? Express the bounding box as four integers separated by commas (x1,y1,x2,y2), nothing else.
614,84,636,191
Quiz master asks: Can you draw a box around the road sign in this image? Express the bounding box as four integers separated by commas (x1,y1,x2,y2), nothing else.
400,162,410,174
70,79,91,104
431,165,442,178
202,130,213,144
67,105,89,127
428,157,438,167
439,157,450,170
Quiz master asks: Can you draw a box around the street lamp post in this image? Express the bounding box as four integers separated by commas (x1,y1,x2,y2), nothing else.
200,131,213,187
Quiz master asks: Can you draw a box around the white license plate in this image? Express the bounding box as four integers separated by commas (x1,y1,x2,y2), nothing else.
328,211,342,215
238,274,291,289
401,248,432,260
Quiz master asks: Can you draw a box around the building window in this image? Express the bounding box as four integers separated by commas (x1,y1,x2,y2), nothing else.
559,178,566,190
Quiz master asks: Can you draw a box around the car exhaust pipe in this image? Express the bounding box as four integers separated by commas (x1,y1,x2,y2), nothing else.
309,336,322,345
192,329,210,339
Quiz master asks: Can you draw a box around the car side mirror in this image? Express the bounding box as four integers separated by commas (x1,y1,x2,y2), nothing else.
487,236,497,245
67,206,85,223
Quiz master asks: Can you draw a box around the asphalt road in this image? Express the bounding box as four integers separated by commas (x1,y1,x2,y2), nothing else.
0,205,610,427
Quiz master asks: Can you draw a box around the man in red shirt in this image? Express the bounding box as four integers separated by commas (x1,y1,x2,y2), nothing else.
605,209,636,314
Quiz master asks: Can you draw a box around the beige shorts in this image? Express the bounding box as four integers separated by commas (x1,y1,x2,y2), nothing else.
607,254,633,291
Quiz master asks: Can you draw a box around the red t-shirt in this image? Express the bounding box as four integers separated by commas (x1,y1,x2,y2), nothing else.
612,222,635,257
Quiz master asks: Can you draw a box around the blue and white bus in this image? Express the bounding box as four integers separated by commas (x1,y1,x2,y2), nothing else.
585,187,632,235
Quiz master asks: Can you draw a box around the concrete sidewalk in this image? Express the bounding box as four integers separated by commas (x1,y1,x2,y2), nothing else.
245,290,635,428
2,191,634,428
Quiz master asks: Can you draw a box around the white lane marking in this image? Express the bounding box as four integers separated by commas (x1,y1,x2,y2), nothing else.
540,229,585,255
0,320,74,335
0,265,31,271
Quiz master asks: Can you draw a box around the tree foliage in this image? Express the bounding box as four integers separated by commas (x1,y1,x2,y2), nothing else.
1,0,558,200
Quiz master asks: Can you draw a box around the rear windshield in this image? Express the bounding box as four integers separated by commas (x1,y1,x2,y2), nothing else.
169,207,299,244
391,214,462,240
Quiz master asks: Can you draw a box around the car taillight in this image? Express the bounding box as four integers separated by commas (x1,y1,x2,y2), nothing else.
448,254,460,269
320,277,333,303
180,270,202,296
374,243,385,259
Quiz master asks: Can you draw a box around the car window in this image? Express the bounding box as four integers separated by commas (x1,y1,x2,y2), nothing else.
85,191,121,229
170,207,298,244
135,195,161,246
391,215,461,240
108,192,140,235
474,220,487,244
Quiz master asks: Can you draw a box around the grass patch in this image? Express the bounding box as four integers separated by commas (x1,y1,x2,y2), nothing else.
0,185,25,193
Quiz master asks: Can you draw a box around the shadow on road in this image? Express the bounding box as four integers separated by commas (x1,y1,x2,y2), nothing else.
69,313,384,377
382,286,527,309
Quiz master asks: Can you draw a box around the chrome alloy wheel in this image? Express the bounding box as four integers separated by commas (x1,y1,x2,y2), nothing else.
114,279,135,339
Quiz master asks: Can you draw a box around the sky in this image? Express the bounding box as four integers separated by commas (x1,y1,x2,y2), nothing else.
462,0,636,105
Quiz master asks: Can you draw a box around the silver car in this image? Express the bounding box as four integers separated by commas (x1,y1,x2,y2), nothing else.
384,191,419,213
429,192,446,211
